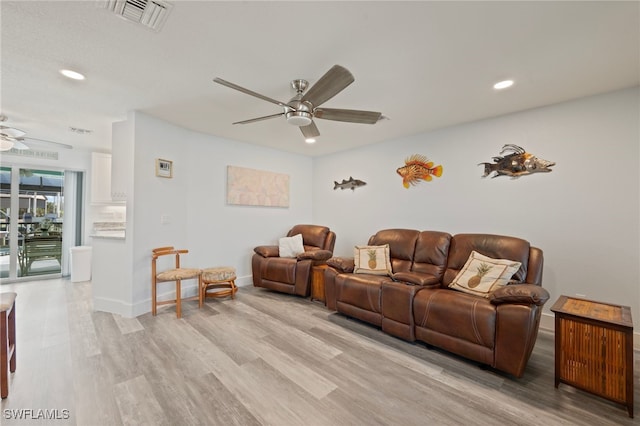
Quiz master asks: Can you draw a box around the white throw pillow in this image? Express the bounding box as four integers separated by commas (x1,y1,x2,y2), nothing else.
354,244,392,275
279,234,305,258
448,251,521,298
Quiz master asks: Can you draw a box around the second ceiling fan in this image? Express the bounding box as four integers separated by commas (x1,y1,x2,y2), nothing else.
213,65,383,141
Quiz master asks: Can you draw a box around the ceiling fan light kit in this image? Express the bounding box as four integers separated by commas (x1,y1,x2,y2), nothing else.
0,138,15,151
213,65,383,143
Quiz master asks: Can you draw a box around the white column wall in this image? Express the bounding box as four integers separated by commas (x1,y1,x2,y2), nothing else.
129,112,313,315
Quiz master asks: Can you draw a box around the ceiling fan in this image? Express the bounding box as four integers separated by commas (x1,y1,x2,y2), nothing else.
0,116,72,151
213,65,383,142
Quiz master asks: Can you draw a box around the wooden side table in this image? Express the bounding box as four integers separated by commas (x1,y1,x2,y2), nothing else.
310,264,329,304
551,295,634,418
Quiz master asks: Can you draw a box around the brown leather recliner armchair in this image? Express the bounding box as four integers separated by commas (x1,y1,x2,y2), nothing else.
252,224,336,297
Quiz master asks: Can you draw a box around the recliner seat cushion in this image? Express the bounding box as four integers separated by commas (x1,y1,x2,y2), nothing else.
261,257,297,285
336,273,389,314
413,288,496,349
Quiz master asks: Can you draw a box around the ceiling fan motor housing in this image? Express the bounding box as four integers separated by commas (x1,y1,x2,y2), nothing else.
286,100,313,126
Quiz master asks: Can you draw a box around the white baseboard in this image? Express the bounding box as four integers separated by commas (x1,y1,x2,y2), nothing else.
236,274,252,287
94,274,254,318
540,312,640,351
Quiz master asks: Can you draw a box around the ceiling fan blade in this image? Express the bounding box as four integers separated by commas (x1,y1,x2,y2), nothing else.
12,140,30,150
232,113,284,125
301,65,354,108
300,121,320,139
214,77,290,109
21,137,73,150
314,108,382,124
0,125,26,138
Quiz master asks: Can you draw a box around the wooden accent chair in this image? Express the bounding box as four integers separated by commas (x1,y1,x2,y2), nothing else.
151,247,201,318
1,292,17,399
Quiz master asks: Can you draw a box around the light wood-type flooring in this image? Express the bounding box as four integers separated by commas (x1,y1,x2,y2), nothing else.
0,278,638,425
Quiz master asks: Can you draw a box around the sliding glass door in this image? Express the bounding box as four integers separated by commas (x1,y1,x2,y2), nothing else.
0,167,65,279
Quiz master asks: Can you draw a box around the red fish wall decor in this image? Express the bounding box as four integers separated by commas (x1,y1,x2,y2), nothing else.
396,154,443,188
479,144,555,178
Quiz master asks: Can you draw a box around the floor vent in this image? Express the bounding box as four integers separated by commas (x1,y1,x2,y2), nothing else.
99,0,173,32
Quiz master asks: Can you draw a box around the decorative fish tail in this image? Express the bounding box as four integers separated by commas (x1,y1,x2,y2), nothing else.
479,162,497,177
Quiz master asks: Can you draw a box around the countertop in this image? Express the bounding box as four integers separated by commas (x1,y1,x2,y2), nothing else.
92,221,125,239
90,230,125,239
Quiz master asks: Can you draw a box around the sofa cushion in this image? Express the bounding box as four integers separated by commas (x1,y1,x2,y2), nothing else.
444,234,530,286
449,251,521,298
336,273,388,314
411,231,452,282
414,288,496,349
279,234,305,258
354,244,392,275
368,229,420,273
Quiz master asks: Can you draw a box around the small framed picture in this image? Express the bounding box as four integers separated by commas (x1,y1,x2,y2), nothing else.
156,158,173,178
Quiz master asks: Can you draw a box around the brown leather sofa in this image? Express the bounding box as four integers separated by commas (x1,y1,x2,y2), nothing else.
324,229,549,377
252,224,336,297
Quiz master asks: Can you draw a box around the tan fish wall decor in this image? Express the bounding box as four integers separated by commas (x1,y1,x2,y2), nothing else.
479,144,555,178
396,154,443,188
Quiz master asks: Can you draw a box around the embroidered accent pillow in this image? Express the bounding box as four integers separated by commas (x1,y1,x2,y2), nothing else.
354,244,392,275
449,251,521,298
279,234,305,258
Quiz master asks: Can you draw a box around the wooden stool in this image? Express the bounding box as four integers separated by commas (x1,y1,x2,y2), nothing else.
200,267,237,305
1,292,17,399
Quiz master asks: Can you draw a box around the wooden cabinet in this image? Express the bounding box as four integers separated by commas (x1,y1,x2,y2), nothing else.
551,295,634,418
311,264,329,304
91,152,113,204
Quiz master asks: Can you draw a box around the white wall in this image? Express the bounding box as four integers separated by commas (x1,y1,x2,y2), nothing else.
313,87,640,329
129,112,313,314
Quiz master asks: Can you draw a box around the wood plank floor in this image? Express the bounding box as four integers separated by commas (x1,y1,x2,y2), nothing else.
0,278,638,425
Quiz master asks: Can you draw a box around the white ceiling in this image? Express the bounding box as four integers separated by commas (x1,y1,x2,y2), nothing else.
1,1,638,156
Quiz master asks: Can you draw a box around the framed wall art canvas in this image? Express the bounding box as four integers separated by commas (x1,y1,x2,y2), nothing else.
226,165,289,207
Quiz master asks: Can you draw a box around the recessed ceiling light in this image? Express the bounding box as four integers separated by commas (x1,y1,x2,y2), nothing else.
493,80,514,90
305,138,316,144
60,69,86,80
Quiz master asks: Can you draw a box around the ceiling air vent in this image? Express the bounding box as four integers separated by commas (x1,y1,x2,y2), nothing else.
99,0,173,32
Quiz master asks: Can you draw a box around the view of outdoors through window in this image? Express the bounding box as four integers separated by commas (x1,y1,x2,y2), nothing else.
0,167,64,278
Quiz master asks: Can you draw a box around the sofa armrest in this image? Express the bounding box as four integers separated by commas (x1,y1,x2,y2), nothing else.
489,284,550,306
392,271,440,287
297,249,333,261
254,245,280,258
326,257,354,273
